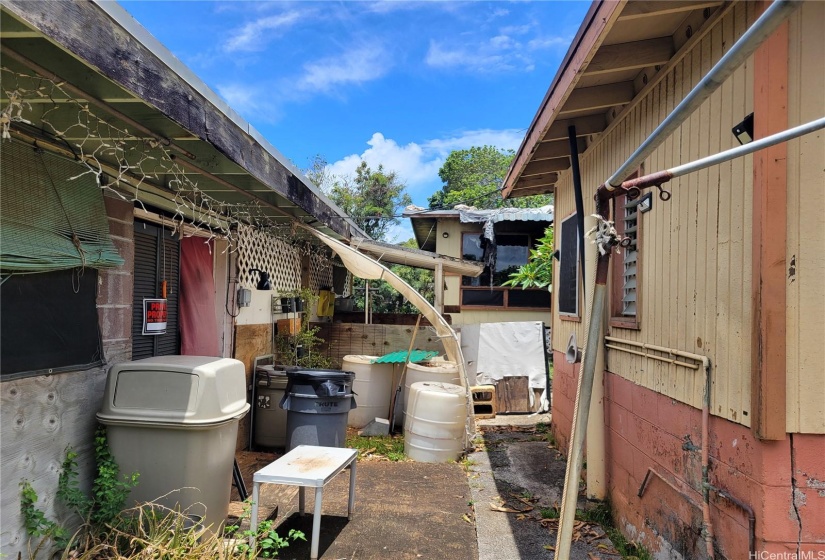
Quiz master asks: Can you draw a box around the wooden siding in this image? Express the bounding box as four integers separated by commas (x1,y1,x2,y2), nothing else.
785,2,825,433
553,2,761,425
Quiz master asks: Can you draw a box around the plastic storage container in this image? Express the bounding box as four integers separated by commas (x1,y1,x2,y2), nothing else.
280,368,356,451
97,356,249,533
343,355,393,428
404,381,467,463
402,360,460,420
253,365,289,448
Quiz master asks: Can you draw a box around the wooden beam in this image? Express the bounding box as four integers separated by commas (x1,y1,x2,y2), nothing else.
514,173,558,190
618,1,722,21
559,82,635,115
544,115,606,142
510,184,555,198
522,158,570,177
750,12,788,441
585,37,674,75
533,137,586,161
2,0,353,239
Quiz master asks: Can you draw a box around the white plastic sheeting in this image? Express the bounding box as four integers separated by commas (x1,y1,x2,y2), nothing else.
460,321,549,411
306,228,475,447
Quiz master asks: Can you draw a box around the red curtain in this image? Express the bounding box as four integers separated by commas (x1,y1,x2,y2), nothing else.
179,237,220,356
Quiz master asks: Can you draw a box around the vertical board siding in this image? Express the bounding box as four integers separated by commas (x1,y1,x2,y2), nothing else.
786,2,825,433
555,4,761,424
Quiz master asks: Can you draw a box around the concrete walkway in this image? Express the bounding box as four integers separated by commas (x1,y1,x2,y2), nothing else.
469,414,616,560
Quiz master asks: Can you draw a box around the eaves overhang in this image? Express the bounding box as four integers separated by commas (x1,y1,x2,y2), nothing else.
503,0,725,200
0,0,367,241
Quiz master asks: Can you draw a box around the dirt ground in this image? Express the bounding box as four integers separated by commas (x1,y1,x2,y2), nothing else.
228,416,619,560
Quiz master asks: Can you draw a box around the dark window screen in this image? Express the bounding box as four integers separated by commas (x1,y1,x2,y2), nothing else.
1,269,102,378
461,289,504,307
558,215,579,316
508,289,552,309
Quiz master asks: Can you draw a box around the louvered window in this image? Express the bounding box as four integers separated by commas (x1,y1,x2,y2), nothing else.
132,221,180,359
611,193,642,329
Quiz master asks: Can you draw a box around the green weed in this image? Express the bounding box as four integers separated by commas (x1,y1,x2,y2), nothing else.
345,433,406,461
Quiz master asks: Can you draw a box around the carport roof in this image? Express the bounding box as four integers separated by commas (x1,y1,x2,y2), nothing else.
0,0,367,240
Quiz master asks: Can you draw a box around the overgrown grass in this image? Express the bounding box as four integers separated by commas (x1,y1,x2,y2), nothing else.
345,433,406,461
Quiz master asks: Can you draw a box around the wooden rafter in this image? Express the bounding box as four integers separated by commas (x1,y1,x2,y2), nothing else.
618,0,723,21
585,37,674,75
522,158,570,177
559,82,635,116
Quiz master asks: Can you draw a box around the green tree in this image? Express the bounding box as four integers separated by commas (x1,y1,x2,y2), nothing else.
353,238,435,313
307,157,411,241
503,226,554,289
428,145,552,210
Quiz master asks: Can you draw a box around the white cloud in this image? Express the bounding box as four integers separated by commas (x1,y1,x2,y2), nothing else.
425,38,529,73
527,35,569,51
297,46,391,94
216,83,282,122
224,11,302,52
327,129,525,204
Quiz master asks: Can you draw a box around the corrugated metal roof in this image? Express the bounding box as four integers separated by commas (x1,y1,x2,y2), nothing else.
371,350,438,364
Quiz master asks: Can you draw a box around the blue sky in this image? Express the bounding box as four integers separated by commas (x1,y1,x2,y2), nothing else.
119,1,589,240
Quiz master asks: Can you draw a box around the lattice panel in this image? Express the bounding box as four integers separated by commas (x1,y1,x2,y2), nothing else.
308,253,334,292
236,225,301,291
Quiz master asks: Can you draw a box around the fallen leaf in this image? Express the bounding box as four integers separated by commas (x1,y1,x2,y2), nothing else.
588,553,600,560
462,514,473,524
543,545,555,551
489,503,522,513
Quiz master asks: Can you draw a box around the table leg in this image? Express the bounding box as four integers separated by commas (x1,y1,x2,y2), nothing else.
299,486,305,515
311,486,323,560
249,482,260,549
347,461,357,520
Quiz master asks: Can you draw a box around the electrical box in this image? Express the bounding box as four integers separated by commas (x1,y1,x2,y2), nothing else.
237,287,252,307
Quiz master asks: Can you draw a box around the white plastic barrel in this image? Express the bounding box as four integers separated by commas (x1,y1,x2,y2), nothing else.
344,355,394,428
402,360,460,419
404,382,467,463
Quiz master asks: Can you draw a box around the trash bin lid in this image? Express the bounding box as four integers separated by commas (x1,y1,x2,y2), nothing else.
97,356,250,427
285,367,355,382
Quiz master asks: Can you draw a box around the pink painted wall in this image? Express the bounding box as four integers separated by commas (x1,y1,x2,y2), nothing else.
551,351,825,558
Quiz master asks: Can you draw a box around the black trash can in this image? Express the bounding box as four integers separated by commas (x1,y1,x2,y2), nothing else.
253,365,289,448
280,368,357,451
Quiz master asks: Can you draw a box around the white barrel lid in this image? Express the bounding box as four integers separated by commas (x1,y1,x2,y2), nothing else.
342,355,379,364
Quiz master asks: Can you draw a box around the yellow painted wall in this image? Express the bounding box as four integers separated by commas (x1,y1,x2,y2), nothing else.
552,1,824,433
434,218,552,329
785,1,825,433
554,2,757,426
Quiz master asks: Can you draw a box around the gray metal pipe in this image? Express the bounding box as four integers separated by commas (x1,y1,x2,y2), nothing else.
606,0,802,188
669,116,825,178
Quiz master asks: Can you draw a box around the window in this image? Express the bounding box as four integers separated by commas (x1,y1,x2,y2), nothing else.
460,232,551,309
610,194,641,329
1,269,103,379
557,214,580,318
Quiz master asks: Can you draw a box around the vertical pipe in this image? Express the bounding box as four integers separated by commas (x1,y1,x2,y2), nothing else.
555,236,612,558
568,126,586,281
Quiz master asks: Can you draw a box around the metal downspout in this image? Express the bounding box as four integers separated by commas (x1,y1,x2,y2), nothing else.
554,3,803,558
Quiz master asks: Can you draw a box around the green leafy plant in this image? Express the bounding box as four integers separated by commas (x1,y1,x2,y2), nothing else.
345,433,406,462
227,501,306,558
20,426,139,558
503,226,554,289
275,287,334,369
89,426,139,525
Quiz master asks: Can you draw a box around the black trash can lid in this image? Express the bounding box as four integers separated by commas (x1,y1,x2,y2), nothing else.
285,367,355,381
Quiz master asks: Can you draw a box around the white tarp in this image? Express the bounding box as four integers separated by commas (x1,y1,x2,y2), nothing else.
305,227,475,446
460,321,549,411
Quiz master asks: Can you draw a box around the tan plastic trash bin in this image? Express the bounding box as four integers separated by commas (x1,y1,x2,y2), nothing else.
97,356,249,533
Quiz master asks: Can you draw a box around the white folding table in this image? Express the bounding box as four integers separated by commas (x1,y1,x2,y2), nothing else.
249,445,357,560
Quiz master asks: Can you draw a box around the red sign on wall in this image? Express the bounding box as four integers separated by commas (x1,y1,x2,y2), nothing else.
142,298,168,335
